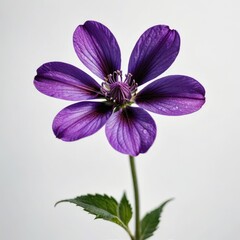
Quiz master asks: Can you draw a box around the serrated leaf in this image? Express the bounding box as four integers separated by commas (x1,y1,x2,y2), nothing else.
118,193,132,225
140,199,173,240
56,194,119,222
55,194,133,237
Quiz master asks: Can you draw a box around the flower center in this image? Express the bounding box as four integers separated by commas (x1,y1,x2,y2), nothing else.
101,70,138,106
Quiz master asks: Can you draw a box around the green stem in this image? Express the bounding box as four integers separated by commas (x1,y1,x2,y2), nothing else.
129,156,140,240
125,227,135,240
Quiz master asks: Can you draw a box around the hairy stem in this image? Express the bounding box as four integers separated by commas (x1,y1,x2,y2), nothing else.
129,156,140,240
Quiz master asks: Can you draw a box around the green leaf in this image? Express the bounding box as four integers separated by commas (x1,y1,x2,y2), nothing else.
140,199,173,240
56,194,119,222
118,193,132,226
55,194,133,238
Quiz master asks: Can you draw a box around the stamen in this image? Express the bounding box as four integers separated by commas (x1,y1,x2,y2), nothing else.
100,70,138,107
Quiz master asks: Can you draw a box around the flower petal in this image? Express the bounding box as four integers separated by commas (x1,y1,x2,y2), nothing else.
128,25,180,85
136,75,205,116
105,107,156,156
34,62,102,101
73,21,121,79
53,101,113,141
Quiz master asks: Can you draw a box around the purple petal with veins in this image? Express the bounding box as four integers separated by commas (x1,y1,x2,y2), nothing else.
34,62,101,101
105,107,156,156
73,21,121,79
53,101,113,141
128,25,180,85
136,75,205,115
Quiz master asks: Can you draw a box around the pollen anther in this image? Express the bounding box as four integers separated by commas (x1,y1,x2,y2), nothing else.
101,71,137,106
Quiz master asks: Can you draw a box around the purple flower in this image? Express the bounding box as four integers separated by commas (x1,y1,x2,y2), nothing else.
34,21,205,156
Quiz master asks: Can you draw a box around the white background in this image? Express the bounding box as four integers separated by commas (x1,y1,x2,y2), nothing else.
1,0,240,239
